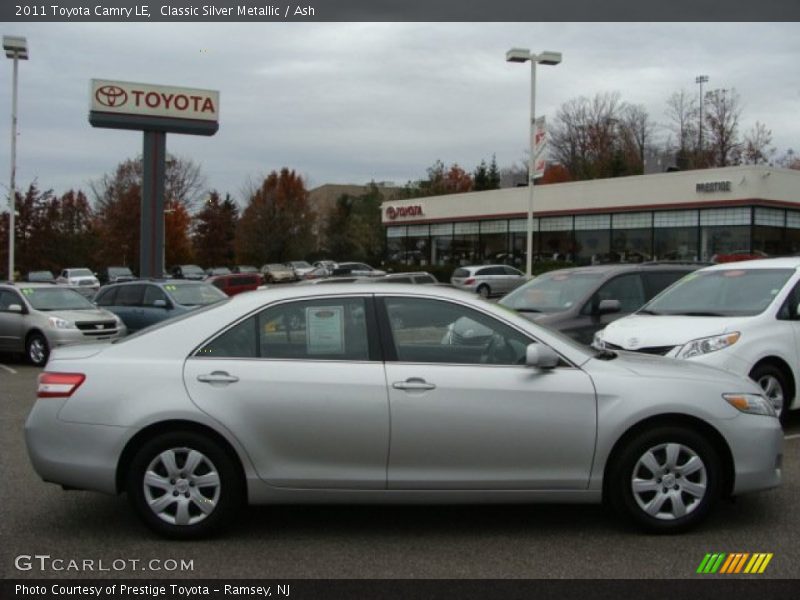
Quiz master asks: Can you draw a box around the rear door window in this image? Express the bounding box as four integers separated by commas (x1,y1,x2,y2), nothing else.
115,284,145,307
642,271,690,300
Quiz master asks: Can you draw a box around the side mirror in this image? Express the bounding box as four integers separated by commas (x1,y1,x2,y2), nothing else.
7,303,24,314
597,299,621,316
525,344,560,369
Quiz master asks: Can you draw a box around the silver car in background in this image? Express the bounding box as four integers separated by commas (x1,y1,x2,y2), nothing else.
0,282,126,366
451,264,527,297
25,284,781,538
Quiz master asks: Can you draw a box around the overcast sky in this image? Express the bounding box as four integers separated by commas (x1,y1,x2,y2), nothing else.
1,22,799,205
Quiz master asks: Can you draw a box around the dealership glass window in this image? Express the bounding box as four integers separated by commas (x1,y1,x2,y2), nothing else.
752,226,785,256
386,226,406,263
509,218,538,267
574,215,611,265
612,212,653,262
430,223,454,265
452,222,480,265
480,220,510,263
786,212,800,254
539,216,573,261
699,207,751,226
754,207,785,228
700,226,751,261
653,210,699,261
404,224,430,265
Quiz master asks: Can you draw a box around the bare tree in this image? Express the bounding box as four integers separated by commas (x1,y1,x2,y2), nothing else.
738,121,775,165
619,103,656,172
704,88,742,167
664,90,699,169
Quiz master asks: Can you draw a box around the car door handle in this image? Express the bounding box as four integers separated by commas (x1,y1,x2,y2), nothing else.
197,371,240,384
392,378,436,391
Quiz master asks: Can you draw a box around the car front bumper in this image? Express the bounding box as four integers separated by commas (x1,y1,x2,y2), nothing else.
718,413,783,495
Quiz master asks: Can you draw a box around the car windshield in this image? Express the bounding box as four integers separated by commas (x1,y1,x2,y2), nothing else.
70,269,93,277
500,271,604,313
166,283,227,306
109,267,133,277
20,287,95,310
181,265,204,274
290,261,311,268
643,268,794,317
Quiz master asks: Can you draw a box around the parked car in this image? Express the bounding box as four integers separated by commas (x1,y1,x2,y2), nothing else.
25,283,781,538
207,273,263,297
0,282,126,366
56,268,100,296
205,267,232,277
451,264,526,298
93,280,227,333
170,265,206,280
104,266,136,284
335,262,386,277
303,266,333,280
499,263,703,345
285,261,315,278
261,263,298,283
26,270,55,283
378,272,439,284
232,265,259,274
594,257,800,423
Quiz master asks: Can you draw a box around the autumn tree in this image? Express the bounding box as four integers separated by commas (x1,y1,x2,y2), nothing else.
193,191,239,267
165,202,194,267
704,88,742,167
324,183,385,264
235,168,313,265
403,160,474,197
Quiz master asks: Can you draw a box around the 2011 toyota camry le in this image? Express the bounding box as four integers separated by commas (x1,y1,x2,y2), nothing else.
25,284,782,538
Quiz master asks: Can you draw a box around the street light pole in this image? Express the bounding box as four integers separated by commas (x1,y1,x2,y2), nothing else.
696,75,708,161
3,36,28,282
506,48,561,277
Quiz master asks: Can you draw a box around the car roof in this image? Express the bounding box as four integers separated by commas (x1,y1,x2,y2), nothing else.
1,281,62,289
101,279,207,287
701,257,800,271
535,262,704,277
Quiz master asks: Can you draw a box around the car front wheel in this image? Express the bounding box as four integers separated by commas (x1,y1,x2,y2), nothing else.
26,332,49,367
607,426,721,533
749,363,790,425
127,431,242,539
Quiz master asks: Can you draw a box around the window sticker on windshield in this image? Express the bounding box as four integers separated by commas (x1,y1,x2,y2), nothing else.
306,306,345,354
723,270,747,277
165,285,177,291
21,288,33,295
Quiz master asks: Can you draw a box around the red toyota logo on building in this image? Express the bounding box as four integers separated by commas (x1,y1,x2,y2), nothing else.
95,85,128,108
386,205,423,220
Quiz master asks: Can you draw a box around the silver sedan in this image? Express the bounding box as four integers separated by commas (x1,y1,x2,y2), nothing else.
25,284,782,538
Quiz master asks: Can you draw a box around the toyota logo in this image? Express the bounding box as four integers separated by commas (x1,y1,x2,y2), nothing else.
386,206,398,220
95,85,128,108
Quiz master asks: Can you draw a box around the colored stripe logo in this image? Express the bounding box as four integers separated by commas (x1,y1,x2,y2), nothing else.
697,553,773,574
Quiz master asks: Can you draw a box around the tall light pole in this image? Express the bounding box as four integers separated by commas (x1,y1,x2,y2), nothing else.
696,75,708,161
506,48,561,277
3,35,28,282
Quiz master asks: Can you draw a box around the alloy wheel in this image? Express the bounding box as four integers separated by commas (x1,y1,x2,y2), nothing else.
756,373,785,417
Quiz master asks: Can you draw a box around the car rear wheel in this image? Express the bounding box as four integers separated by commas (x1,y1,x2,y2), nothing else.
127,431,242,539
26,332,49,367
607,426,721,533
749,363,790,425
477,284,491,298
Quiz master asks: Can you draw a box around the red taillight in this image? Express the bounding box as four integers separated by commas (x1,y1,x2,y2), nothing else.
37,372,86,399
464,278,476,285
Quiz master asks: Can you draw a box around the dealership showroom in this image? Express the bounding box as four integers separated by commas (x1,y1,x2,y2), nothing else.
383,165,800,266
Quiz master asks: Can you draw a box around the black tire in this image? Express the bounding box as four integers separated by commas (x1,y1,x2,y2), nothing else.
127,431,243,539
749,363,790,426
607,426,721,533
26,332,49,367
477,284,491,298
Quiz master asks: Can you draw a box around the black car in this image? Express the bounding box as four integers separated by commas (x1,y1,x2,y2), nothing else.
498,262,705,345
104,266,136,284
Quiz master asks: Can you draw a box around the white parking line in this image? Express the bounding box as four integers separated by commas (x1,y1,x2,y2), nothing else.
0,363,17,374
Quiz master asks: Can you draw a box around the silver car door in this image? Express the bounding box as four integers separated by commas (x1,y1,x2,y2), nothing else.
184,296,390,489
380,295,597,490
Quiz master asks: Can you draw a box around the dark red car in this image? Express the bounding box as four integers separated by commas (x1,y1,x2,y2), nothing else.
207,273,263,297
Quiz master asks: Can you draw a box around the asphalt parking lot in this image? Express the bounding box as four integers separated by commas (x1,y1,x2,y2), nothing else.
1,358,799,580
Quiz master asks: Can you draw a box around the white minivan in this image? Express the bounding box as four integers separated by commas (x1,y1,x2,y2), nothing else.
594,257,800,423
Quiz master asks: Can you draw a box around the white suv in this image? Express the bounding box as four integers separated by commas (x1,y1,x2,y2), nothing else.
594,257,800,423
56,267,100,296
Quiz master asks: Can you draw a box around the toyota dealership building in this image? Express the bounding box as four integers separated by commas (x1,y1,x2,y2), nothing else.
380,165,800,266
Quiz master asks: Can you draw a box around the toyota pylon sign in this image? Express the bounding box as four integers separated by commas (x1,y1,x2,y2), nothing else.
91,79,219,122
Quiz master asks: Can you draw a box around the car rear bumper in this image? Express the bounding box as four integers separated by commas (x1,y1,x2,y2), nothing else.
25,398,126,494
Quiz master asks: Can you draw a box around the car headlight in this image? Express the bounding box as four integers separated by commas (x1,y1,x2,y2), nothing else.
723,393,777,417
48,316,75,329
676,332,740,359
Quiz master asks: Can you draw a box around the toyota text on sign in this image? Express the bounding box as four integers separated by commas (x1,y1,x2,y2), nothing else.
91,80,219,122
